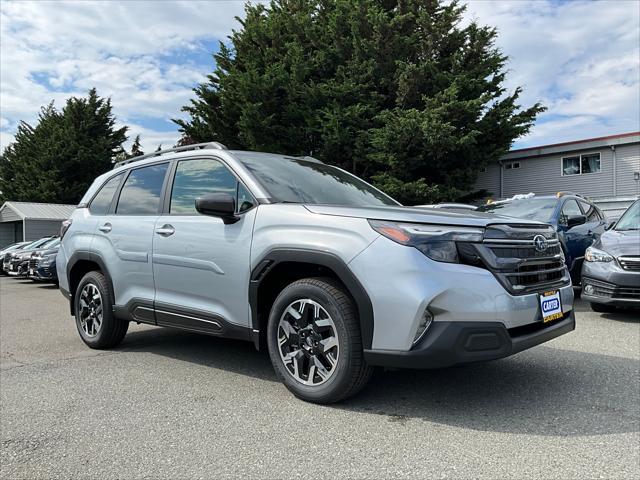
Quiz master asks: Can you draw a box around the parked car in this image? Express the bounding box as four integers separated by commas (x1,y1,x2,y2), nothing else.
416,203,478,211
28,238,61,283
57,143,575,404
5,236,58,276
477,192,608,284
0,241,31,274
581,199,640,312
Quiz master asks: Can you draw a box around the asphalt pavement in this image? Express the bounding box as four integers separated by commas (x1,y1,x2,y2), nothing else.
1,275,639,479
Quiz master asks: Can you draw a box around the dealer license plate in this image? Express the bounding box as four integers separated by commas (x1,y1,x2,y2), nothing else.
540,290,563,323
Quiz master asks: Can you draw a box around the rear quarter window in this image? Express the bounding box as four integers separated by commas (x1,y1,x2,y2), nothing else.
89,173,123,215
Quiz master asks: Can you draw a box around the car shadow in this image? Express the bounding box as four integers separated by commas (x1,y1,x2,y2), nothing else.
115,328,639,438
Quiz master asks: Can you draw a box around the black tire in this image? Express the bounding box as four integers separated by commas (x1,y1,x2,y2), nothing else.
267,277,373,404
590,302,617,313
74,271,128,349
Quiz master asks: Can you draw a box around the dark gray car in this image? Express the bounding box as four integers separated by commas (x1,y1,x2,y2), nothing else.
581,199,640,312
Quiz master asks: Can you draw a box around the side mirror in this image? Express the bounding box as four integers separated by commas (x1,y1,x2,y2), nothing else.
567,214,587,228
195,193,239,224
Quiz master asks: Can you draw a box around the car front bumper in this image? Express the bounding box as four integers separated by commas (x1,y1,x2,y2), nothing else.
349,236,575,352
30,262,58,281
6,260,28,276
364,311,575,368
581,261,640,307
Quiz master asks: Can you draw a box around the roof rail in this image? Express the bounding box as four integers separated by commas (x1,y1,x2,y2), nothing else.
112,142,227,169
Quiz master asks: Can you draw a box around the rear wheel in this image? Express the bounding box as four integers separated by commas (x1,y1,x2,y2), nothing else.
267,277,373,404
590,302,617,313
74,271,128,348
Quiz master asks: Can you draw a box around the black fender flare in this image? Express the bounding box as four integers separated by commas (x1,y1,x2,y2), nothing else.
66,250,115,315
249,248,374,350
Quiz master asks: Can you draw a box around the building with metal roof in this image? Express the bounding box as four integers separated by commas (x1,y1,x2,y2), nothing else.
0,201,76,248
474,131,640,218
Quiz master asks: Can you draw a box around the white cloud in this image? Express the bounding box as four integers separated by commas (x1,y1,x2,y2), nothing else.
462,0,640,147
1,0,639,153
0,0,251,150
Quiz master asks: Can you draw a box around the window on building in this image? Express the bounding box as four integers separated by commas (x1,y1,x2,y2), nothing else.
90,173,123,215
562,153,601,176
116,163,169,215
503,162,520,170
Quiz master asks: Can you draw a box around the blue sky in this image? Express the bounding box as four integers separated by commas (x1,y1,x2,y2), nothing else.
1,0,639,153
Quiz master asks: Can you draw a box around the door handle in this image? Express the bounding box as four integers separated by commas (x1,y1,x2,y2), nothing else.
98,223,112,233
155,224,175,237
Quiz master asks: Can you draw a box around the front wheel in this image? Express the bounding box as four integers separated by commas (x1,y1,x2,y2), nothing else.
74,271,128,349
267,277,373,404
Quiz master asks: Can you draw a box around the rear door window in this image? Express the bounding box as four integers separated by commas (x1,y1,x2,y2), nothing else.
116,163,169,215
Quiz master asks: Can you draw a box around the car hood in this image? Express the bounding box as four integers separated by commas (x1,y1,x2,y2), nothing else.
595,229,640,257
304,204,549,228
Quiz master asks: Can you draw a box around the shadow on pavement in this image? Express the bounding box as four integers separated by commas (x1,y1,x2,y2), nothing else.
116,327,639,437
338,345,640,437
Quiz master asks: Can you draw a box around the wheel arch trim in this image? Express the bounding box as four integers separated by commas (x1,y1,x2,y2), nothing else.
66,250,115,316
249,248,374,350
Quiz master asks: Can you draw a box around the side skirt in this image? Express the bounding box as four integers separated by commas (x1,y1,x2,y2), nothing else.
113,299,252,342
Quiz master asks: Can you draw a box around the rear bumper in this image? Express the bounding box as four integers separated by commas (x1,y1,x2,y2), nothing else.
364,311,575,369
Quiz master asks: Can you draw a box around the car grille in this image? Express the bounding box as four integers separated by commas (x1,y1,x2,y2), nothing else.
459,224,570,295
29,257,39,270
618,256,640,272
583,278,640,300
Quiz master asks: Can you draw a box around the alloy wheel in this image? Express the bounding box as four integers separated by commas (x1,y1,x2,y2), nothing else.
78,283,103,337
277,299,340,386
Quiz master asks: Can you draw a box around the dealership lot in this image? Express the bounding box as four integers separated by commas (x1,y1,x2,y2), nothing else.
1,276,638,479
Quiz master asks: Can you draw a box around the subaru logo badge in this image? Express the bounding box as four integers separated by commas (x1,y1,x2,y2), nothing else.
533,235,548,252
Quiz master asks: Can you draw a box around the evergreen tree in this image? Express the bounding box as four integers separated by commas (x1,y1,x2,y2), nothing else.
129,134,144,158
0,89,127,204
175,0,544,203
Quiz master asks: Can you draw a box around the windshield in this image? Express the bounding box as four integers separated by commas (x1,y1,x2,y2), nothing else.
236,152,399,207
615,201,639,231
41,238,60,249
477,197,558,222
24,237,54,250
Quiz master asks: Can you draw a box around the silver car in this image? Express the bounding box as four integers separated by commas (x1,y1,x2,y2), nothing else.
581,199,640,312
57,143,575,403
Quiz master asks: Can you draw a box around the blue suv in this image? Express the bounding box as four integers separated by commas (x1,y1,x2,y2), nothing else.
478,193,608,284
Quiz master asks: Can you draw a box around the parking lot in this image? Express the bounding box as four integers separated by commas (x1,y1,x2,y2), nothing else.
0,276,638,479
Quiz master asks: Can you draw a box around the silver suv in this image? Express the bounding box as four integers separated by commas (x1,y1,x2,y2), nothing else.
57,143,575,403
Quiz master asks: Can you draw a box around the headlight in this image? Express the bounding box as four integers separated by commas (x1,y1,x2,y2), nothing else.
368,220,484,263
41,253,56,264
585,247,613,262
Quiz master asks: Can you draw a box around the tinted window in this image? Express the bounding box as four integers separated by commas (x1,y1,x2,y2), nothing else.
116,163,169,215
579,201,601,221
477,197,557,222
236,152,399,206
615,200,639,231
90,173,123,215
170,159,239,214
237,183,255,213
559,199,582,225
